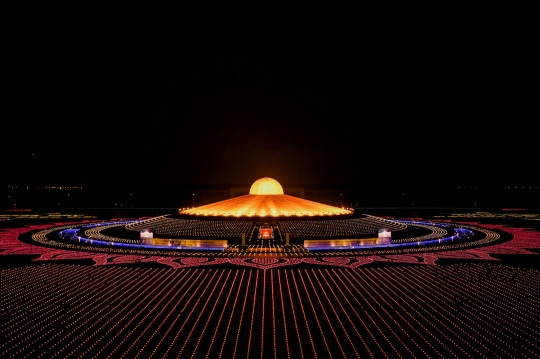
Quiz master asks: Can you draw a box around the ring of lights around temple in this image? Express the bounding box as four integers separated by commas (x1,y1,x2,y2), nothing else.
28,213,493,258
15,179,508,258
180,177,352,217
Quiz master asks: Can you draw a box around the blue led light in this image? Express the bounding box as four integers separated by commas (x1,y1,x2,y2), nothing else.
60,220,225,252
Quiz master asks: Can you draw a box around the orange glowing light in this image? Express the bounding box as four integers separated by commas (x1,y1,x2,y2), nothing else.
179,177,352,218
249,177,284,195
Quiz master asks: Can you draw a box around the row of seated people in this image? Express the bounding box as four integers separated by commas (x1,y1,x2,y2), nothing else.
125,214,409,239
125,216,254,239
124,215,175,232
154,220,253,239
277,216,406,239
125,215,254,238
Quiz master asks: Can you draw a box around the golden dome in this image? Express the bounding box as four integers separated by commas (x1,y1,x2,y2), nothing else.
249,177,284,195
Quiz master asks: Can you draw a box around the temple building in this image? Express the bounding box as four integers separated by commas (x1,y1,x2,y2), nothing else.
179,177,352,218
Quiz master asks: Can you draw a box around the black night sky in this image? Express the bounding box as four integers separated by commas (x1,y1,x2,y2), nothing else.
5,31,537,192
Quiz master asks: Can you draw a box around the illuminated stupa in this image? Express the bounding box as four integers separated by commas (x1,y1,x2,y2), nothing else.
179,177,352,217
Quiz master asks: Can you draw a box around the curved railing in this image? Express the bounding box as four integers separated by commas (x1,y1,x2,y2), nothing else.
58,220,226,251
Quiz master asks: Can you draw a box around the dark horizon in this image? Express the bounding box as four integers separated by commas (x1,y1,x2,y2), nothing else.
3,180,538,212
4,32,537,192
